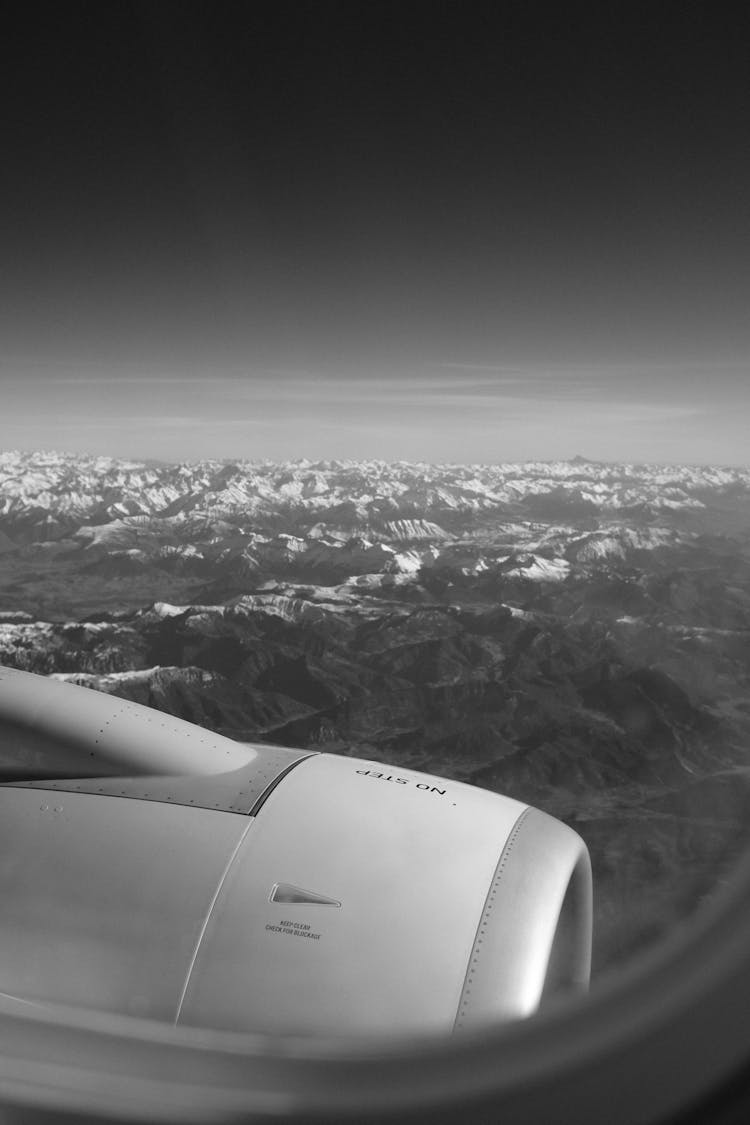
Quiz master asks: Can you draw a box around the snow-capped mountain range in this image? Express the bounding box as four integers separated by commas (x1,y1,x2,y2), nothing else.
1,450,748,609
1,449,747,529
1,449,750,974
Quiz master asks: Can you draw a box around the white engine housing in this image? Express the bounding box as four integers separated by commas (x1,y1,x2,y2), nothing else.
0,666,591,1036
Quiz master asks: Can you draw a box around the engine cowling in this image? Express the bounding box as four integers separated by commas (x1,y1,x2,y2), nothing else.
0,666,591,1036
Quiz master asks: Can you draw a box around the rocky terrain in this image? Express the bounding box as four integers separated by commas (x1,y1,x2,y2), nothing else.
2,449,750,975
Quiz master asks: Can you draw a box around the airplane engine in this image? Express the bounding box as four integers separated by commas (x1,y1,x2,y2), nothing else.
0,665,591,1037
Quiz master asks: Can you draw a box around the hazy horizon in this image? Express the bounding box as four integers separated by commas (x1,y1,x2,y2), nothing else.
4,442,749,473
1,359,748,468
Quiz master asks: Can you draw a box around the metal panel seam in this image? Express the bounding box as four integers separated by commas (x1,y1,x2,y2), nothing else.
452,805,532,1032
247,752,316,816
172,819,254,1025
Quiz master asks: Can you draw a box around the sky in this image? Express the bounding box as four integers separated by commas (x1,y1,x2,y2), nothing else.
1,3,749,465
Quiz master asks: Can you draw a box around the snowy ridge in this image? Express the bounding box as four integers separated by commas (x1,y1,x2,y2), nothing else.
1,451,749,600
384,519,450,540
1,449,749,529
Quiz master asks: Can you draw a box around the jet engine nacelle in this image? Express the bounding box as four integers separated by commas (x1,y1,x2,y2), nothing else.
0,666,591,1037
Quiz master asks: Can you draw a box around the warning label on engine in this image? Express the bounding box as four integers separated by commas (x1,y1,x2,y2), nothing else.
265,919,322,941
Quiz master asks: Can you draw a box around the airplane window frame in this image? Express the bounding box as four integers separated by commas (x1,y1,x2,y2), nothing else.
2,845,750,1123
